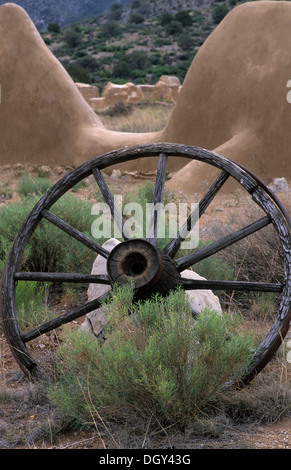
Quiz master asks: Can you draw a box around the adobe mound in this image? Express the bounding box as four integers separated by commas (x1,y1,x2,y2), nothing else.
0,3,164,172
165,1,291,192
1,2,291,191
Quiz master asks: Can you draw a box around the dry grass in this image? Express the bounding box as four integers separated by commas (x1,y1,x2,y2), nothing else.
97,102,173,133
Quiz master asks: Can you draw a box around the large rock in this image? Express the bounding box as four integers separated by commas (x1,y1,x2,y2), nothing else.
81,238,222,338
80,238,116,337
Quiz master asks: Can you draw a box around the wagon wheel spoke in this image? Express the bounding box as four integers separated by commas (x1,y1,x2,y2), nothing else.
41,209,109,258
175,214,272,272
92,166,131,241
147,152,168,246
180,278,283,293
164,170,230,257
21,292,110,343
14,272,111,284
1,143,290,384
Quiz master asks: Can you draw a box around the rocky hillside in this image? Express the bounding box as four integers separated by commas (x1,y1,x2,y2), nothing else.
39,0,236,91
0,0,131,29
2,0,239,90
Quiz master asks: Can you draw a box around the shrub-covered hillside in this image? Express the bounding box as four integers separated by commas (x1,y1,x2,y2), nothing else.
41,0,240,91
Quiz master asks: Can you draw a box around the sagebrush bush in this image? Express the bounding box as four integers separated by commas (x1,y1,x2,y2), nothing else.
15,281,54,331
0,193,101,276
205,196,287,314
48,284,255,428
17,173,53,197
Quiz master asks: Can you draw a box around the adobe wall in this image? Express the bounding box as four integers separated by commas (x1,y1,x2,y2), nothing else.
1,2,291,190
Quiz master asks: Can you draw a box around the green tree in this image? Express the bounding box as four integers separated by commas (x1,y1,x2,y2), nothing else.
126,50,149,69
177,33,195,51
159,12,174,26
212,4,229,24
112,59,131,79
64,63,90,83
102,20,122,38
47,23,61,33
64,27,82,48
175,10,193,27
128,11,145,24
109,3,123,20
165,20,183,35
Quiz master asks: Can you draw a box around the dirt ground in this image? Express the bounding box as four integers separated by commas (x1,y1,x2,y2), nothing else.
0,164,290,450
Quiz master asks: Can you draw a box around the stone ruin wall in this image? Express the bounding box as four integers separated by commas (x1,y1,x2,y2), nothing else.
76,75,181,110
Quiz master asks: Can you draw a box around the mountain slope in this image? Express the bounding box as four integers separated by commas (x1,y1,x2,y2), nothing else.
40,0,221,89
0,0,131,29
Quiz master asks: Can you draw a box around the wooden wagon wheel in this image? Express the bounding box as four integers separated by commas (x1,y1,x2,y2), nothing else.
1,143,291,385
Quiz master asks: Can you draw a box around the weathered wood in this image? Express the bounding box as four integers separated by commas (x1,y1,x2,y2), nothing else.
15,272,111,284
21,292,110,343
147,153,168,246
176,215,271,272
41,209,109,258
181,278,283,292
0,142,290,383
239,185,291,384
164,170,230,257
107,239,162,289
92,167,131,241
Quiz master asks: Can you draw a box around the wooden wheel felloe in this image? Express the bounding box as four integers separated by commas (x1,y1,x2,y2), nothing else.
1,143,291,384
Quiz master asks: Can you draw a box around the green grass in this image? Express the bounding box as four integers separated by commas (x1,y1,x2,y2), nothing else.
15,281,54,331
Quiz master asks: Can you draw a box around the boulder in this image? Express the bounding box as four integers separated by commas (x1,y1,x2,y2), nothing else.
80,238,117,338
81,238,222,338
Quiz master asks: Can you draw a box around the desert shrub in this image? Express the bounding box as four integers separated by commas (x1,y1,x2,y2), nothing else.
17,173,53,197
159,12,174,27
178,33,195,51
182,239,235,282
48,284,255,428
212,4,229,24
128,11,145,24
112,59,132,79
101,20,122,38
165,20,183,36
48,23,61,34
15,281,54,331
0,194,99,276
175,10,193,27
63,62,91,83
64,27,83,49
129,180,176,247
209,197,285,309
198,193,291,317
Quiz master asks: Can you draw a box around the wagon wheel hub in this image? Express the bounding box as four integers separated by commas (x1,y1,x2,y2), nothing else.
106,239,181,296
1,143,291,385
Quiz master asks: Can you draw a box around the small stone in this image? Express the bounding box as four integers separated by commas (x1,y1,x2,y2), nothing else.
110,169,122,179
269,177,289,193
